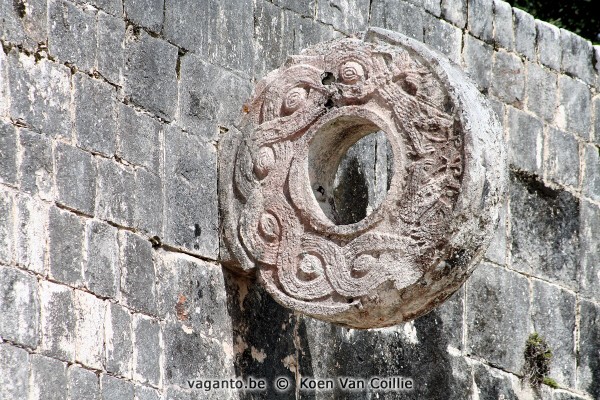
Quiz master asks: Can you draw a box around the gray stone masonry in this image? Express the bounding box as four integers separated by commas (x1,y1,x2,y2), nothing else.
48,207,85,286
536,20,562,70
507,107,543,173
441,0,466,28
370,0,425,42
468,0,493,43
545,127,579,188
0,120,17,186
31,354,68,400
558,75,592,140
513,7,536,60
48,0,97,72
7,51,71,138
105,302,133,378
0,0,599,398
68,365,99,400
491,50,525,105
525,61,557,123
124,30,178,121
0,343,29,399
493,0,514,50
74,73,117,156
0,265,40,348
124,0,164,33
55,142,97,215
85,220,119,298
466,262,531,374
40,281,75,361
119,231,157,315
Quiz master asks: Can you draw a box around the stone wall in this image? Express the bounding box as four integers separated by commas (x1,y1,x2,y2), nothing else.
0,0,598,399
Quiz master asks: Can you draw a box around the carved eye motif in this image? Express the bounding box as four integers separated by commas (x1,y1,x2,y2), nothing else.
253,146,275,179
282,87,308,115
298,253,324,278
258,212,280,242
339,61,365,84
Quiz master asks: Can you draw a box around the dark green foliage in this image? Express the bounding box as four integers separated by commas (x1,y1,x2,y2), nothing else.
507,0,600,44
523,333,555,389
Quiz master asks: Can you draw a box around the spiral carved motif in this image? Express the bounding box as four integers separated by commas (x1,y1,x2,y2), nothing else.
219,29,506,328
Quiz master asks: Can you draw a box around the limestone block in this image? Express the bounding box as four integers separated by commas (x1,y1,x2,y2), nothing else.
220,28,506,328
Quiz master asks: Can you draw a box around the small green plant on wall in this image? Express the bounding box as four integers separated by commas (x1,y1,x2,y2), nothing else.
523,333,559,389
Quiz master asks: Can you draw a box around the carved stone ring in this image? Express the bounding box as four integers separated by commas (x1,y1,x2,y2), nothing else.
220,28,506,328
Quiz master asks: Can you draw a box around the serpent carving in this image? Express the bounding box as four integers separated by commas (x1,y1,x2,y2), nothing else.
219,28,506,328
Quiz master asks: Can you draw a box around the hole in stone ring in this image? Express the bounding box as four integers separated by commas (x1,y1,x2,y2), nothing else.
308,115,394,225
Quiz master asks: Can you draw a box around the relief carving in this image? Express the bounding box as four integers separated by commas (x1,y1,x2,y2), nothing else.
220,28,506,328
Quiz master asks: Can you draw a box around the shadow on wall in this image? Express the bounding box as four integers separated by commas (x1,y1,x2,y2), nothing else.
224,270,469,400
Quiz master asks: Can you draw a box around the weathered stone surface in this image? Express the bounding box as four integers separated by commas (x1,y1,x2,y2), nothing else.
525,62,557,123
221,30,506,328
7,51,71,137
462,34,493,91
74,290,105,369
164,126,218,259
579,300,600,398
509,171,579,287
466,262,530,374
441,0,466,28
163,388,192,400
553,391,590,400
68,365,99,400
485,200,506,265
163,0,253,74
0,121,17,185
493,0,514,50
40,281,75,361
96,158,135,227
132,314,161,386
0,343,29,399
15,194,47,274
467,0,493,43
370,0,425,42
561,29,595,85
48,0,96,71
101,374,134,399
135,385,160,400
315,0,369,33
531,280,576,387
55,142,96,215
85,220,119,298
178,53,251,140
97,11,125,85
117,104,160,173
507,107,543,174
105,303,133,378
513,7,536,60
19,129,53,200
156,253,231,336
0,0,46,51
536,20,562,70
0,189,14,264
581,201,600,302
424,13,462,63
472,362,539,399
30,354,68,400
119,231,157,315
134,168,162,236
124,30,178,121
557,76,591,140
74,0,121,15
0,265,40,347
545,127,579,188
163,318,231,385
124,0,163,32
74,73,117,156
595,96,600,146
48,207,85,286
491,50,525,105
582,144,600,202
